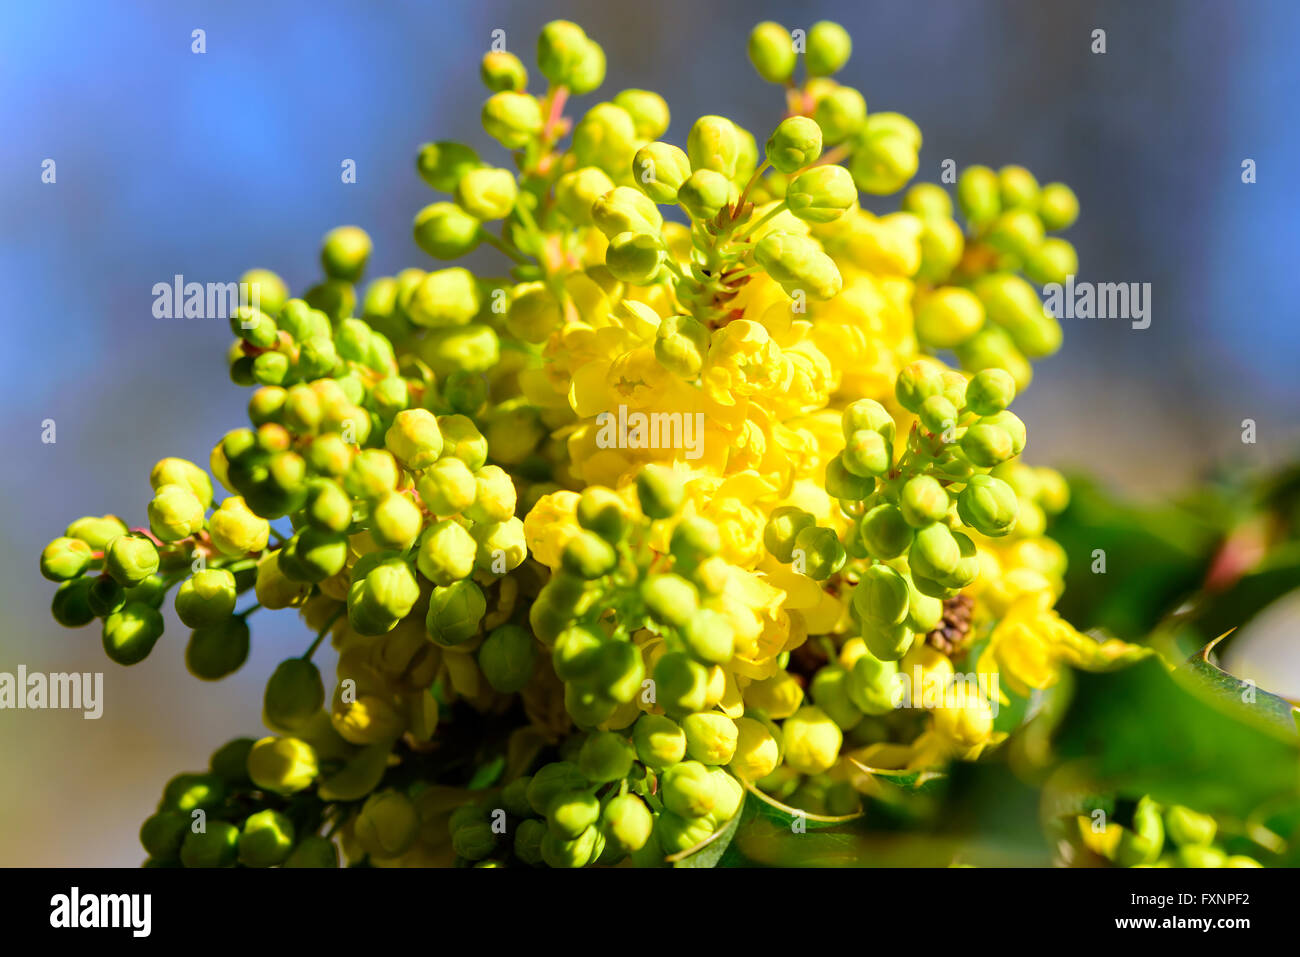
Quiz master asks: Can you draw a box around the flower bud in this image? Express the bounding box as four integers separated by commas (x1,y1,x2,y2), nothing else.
186,616,251,680
766,116,822,174
903,183,953,219
150,458,214,509
175,569,237,628
679,609,734,666
52,578,96,628
682,712,738,766
556,167,616,224
230,306,278,349
407,267,481,328
180,822,240,868
576,487,631,542
561,530,618,579
104,539,158,589
471,517,526,573
792,525,846,581
910,522,961,579
854,564,911,626
687,115,745,179
349,556,420,635
455,167,517,221
957,474,1019,537
572,102,638,177
416,140,481,192
845,651,898,715
842,428,892,478
102,601,164,665
40,536,93,582
641,573,699,627
730,716,781,780
578,731,636,783
606,230,665,284
781,706,843,775
148,484,205,542
812,86,867,143
932,692,994,748
355,790,419,859
1164,805,1217,847
763,506,816,563
537,20,590,84
88,576,125,617
247,736,318,794
629,142,688,205
546,790,601,841
633,714,687,769
413,202,481,260
787,164,856,224
987,208,1045,261
998,164,1040,210
385,408,444,470
674,169,731,221
806,20,852,76
654,652,710,715
1024,236,1078,287
481,91,543,149
916,286,985,350
602,793,653,854
480,50,527,92
279,528,349,583
612,88,669,139
1037,182,1079,231
963,368,1016,417
478,624,537,693
636,464,685,518
265,657,325,730
140,811,188,862
957,164,1001,226
859,504,913,560
860,618,913,661
810,665,865,731
592,185,663,239
320,225,372,283
901,475,951,528
280,836,339,868
748,21,796,83
425,579,486,646
238,809,295,867
526,762,589,816
240,268,288,317
960,422,1016,468
660,760,721,819
368,492,422,551
654,314,710,378
255,550,310,610
754,231,843,300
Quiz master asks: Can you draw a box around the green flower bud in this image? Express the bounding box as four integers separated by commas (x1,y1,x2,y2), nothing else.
964,368,1016,416
537,20,590,84
52,577,96,627
675,169,732,221
792,525,846,581
561,530,618,579
186,616,250,680
571,102,638,177
631,714,685,770
669,516,721,566
384,408,443,471
265,657,324,730
613,88,669,139
140,811,188,862
547,790,602,841
957,164,1001,226
556,166,616,224
251,350,290,386
527,762,589,816
40,536,93,582
841,397,896,442
148,484,205,542
455,167,518,221
592,185,663,238
846,650,899,715
480,50,527,92
786,164,856,224
150,458,213,509
103,535,160,587
508,818,544,866
960,422,1015,468
88,576,126,617
806,20,853,76
320,225,372,283
654,652,710,715
102,601,164,665
918,216,966,282
766,116,822,174
417,141,481,192
894,360,946,414
248,385,287,426
1164,805,1217,847
162,771,227,813
481,90,543,149
1116,795,1165,867
280,836,338,868
350,556,420,635
859,504,913,560
901,475,951,528
301,480,351,535
916,286,985,350
1024,236,1078,287
175,569,237,628
180,822,240,868
854,563,911,626
636,464,685,518
655,809,716,855
230,306,278,349
478,624,537,694
903,183,953,220
861,618,914,661
781,706,843,775
682,712,739,765
754,231,843,300
850,127,918,195
553,626,603,682
631,142,690,204
418,324,500,376
918,395,958,436
238,809,295,867
294,334,339,380
764,506,816,563
576,487,631,543
957,474,1019,537
810,665,864,731
842,428,892,477
594,640,644,704
641,573,699,627
368,492,422,551
240,268,289,317
748,21,796,83
601,793,653,854
407,267,481,328
471,517,527,573
279,528,349,583
356,790,419,859
812,86,867,143
997,164,1040,210
247,736,317,794
441,370,487,416
578,731,635,783
413,201,481,260
910,522,961,581
1037,181,1079,231
449,820,496,861
540,823,599,868
987,208,1045,261
688,115,745,179
654,313,711,377
606,230,665,283
414,518,476,588
658,760,720,819
425,580,486,646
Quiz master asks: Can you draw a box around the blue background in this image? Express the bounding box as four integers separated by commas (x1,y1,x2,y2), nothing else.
1,0,1297,864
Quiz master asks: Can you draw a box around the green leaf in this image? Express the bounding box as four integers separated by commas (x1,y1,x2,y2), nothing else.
1053,657,1300,819
1176,631,1300,737
467,754,506,790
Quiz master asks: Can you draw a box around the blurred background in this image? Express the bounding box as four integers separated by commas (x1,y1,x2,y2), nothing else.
1,0,1297,865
